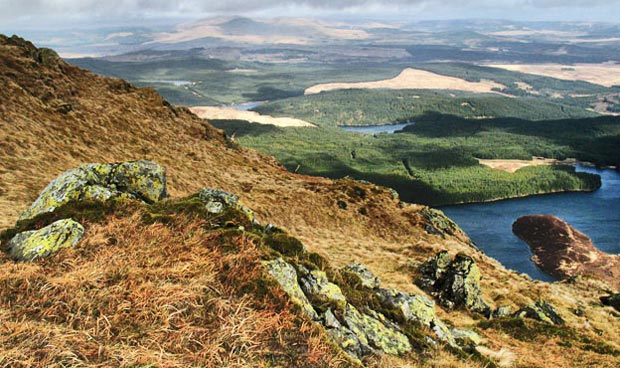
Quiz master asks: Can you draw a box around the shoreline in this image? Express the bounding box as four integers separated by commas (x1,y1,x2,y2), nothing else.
435,186,599,209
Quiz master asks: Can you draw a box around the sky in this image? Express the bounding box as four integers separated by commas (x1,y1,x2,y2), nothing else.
1,0,619,29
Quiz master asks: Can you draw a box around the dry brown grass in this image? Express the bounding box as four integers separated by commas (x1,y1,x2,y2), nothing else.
1,36,620,367
488,63,620,87
0,212,350,367
304,68,506,95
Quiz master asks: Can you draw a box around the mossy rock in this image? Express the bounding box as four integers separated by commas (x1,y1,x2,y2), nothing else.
419,251,491,316
264,233,306,257
197,188,255,223
263,258,318,320
18,160,167,223
343,262,381,289
7,219,84,261
514,300,564,325
341,304,412,356
299,268,348,311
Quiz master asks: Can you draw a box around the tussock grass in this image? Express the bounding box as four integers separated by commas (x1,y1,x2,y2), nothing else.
0,212,350,367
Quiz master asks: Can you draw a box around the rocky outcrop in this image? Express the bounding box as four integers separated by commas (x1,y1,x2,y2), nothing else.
515,300,564,325
600,294,620,312
4,161,170,262
6,219,84,261
263,255,490,362
419,251,491,316
262,257,412,361
513,215,620,289
18,160,168,222
345,262,460,346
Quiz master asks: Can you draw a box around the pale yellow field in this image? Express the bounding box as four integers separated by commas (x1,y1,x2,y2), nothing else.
189,106,316,127
478,157,584,173
304,68,507,95
489,63,620,87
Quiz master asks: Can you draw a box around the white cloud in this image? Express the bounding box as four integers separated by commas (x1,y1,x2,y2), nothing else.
0,0,617,27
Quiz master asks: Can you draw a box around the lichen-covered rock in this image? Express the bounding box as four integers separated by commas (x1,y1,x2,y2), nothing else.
376,288,456,346
344,261,381,289
18,160,167,222
342,304,412,356
418,250,452,289
7,219,85,261
299,268,347,310
515,300,564,325
451,328,481,351
419,252,491,316
110,161,167,203
322,308,368,360
262,258,318,320
197,188,254,223
601,294,620,312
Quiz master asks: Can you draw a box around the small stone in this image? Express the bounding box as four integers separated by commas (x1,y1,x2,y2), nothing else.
344,262,381,289
451,328,481,352
323,309,342,329
197,188,254,222
492,306,512,318
342,304,412,356
375,288,456,346
515,300,564,325
600,294,620,312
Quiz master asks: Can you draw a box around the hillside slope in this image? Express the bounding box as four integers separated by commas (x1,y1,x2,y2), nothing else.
1,35,620,367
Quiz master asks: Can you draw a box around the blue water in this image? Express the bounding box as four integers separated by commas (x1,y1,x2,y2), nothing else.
339,122,414,134
440,166,620,281
231,101,265,111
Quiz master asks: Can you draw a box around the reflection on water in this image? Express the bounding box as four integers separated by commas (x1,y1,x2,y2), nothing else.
231,101,266,111
339,122,414,134
440,166,620,281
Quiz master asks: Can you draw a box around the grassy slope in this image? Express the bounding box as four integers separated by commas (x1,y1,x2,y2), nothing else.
2,36,620,367
0,203,350,367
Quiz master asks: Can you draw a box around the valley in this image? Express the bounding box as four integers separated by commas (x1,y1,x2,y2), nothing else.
1,12,620,368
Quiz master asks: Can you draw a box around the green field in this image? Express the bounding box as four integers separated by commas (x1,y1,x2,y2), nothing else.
211,115,620,206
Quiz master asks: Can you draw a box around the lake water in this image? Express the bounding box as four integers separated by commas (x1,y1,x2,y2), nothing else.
440,166,620,281
231,101,266,111
148,79,192,86
339,122,414,134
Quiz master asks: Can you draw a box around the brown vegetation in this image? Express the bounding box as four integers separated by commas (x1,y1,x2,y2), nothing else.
513,215,620,290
